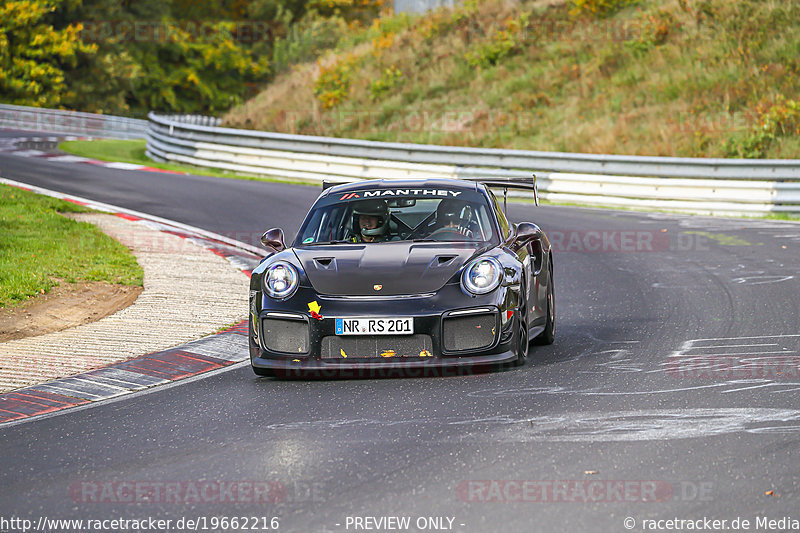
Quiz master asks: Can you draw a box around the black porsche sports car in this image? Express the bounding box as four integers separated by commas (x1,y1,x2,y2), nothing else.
249,177,554,378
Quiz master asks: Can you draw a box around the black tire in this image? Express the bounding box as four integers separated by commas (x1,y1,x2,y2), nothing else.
511,279,530,367
534,264,555,345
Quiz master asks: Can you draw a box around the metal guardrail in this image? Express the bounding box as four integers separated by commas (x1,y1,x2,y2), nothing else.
0,104,148,139
154,114,222,128
147,113,800,215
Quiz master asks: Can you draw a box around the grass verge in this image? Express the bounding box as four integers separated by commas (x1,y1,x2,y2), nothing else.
0,184,143,308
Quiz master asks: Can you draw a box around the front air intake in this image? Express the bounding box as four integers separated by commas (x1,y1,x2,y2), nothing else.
442,311,498,352
260,316,309,354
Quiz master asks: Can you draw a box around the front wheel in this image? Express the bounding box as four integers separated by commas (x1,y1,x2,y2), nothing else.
534,265,555,345
512,311,529,367
511,280,530,367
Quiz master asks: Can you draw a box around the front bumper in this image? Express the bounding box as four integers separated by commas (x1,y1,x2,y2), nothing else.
250,284,518,375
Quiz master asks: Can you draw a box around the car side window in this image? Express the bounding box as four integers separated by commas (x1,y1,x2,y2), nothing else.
488,190,511,240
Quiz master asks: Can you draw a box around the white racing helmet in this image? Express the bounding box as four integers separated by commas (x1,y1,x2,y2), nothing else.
352,199,390,238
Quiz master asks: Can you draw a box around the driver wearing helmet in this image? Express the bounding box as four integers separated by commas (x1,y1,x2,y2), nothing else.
428,199,473,240
351,199,390,242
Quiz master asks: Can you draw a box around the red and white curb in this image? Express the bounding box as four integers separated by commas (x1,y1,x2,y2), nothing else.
0,134,184,175
0,177,266,426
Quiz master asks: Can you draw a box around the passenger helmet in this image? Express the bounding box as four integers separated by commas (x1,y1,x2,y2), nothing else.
436,199,465,227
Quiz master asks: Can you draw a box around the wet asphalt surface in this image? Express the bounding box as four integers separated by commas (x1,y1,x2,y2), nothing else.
1,133,799,532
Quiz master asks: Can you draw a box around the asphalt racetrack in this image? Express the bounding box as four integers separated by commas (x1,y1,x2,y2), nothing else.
1,132,799,532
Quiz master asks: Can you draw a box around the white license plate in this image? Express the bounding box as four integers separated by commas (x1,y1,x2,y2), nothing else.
335,317,414,335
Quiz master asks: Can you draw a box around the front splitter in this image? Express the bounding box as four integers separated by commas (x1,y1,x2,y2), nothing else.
251,350,518,378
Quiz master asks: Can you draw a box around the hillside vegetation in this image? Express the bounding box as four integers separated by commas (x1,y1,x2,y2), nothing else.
223,0,800,158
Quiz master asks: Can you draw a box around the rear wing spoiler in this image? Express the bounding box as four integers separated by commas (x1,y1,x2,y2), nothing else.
322,180,347,191
460,175,539,210
322,174,539,210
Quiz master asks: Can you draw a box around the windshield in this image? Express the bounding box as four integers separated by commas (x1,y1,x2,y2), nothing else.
294,188,497,246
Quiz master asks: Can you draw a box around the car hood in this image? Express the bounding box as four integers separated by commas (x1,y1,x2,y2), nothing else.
293,242,480,296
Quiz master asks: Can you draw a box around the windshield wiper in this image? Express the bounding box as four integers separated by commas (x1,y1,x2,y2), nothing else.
302,240,352,245
412,238,481,243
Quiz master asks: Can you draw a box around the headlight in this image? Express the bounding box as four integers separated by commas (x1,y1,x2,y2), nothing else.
462,257,503,295
263,261,299,299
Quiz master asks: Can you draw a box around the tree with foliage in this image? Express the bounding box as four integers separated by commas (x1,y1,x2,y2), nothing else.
0,0,96,107
2,0,386,116
125,23,270,115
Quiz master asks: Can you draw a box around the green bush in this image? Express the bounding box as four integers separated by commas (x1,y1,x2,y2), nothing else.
369,65,403,100
761,97,800,137
314,56,357,108
465,13,529,68
624,9,679,55
725,97,800,158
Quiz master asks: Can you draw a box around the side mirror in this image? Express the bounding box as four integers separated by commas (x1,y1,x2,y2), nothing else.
511,222,542,252
261,228,286,253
